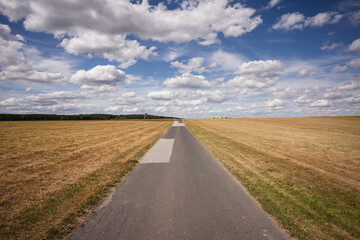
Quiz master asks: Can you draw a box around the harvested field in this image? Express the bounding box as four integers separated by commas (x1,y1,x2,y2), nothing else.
185,117,360,240
0,120,172,239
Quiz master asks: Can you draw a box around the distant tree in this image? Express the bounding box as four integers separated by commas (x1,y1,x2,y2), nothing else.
0,114,176,121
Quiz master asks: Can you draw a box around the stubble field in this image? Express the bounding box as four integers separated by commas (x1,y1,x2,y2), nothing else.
0,120,172,239
185,116,360,240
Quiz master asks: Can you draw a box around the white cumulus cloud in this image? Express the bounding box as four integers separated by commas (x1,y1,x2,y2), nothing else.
266,98,284,109
310,99,330,107
80,85,116,93
331,65,348,72
224,59,284,90
266,0,282,9
70,65,126,86
60,32,156,68
347,58,360,68
272,87,299,99
0,91,87,110
0,23,67,83
206,90,232,103
338,80,360,90
122,91,136,98
163,72,211,88
0,0,264,68
348,10,360,26
273,11,342,31
1,0,262,45
304,12,342,27
320,42,342,51
0,0,30,22
148,90,175,100
170,57,207,73
224,74,279,89
296,68,322,77
210,50,244,71
272,12,305,31
235,60,284,74
348,38,360,51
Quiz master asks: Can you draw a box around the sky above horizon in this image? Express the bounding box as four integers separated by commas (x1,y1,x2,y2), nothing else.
0,0,359,118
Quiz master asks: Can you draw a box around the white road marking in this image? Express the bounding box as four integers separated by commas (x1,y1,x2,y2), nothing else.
140,139,175,164
172,121,185,127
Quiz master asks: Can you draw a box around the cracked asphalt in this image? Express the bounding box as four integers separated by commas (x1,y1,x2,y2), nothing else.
67,120,289,240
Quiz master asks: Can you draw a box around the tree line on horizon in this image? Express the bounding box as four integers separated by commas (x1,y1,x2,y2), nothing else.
0,114,175,121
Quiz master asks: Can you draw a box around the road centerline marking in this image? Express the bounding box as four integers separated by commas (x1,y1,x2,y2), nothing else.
172,120,185,127
140,138,175,164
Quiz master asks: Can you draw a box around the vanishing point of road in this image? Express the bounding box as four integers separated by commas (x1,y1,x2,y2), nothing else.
68,120,289,240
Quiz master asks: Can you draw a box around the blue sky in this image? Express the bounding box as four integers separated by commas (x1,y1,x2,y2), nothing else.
0,0,359,118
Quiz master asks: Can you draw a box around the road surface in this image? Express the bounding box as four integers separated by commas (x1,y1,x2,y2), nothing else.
68,120,289,240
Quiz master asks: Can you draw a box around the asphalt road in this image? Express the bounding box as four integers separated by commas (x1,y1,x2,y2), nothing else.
68,120,289,240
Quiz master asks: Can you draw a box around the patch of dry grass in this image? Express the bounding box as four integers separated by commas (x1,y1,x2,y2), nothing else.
185,117,360,240
0,120,172,239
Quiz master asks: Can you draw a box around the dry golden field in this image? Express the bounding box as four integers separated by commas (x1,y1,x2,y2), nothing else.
0,120,172,239
185,117,360,240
